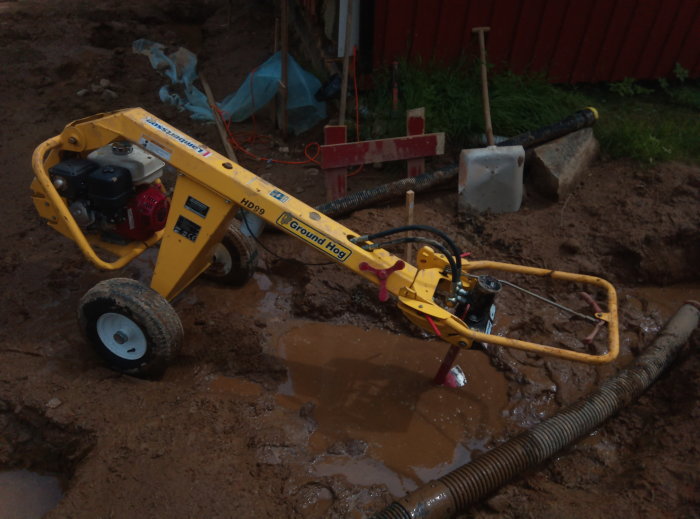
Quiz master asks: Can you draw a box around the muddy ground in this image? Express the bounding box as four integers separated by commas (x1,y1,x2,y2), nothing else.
1,1,699,518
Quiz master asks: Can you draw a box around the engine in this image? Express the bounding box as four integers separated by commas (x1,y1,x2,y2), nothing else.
49,141,170,242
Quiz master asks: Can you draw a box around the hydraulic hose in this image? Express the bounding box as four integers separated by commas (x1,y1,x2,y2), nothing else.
352,225,462,259
316,109,598,219
372,302,700,519
360,236,461,294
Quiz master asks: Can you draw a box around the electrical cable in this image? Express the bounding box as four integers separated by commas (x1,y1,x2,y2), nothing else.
347,46,364,178
214,48,364,175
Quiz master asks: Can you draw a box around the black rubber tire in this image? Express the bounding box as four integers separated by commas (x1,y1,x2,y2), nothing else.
202,223,258,286
78,278,183,377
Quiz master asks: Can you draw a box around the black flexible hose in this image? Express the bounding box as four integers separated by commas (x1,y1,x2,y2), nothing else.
315,165,459,219
352,225,462,260
372,303,700,519
498,108,597,149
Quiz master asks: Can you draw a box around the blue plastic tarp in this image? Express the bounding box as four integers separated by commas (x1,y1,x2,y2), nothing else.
133,39,326,134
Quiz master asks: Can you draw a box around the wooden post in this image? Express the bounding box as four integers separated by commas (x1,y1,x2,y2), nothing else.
406,107,426,177
200,73,238,163
338,0,354,126
273,16,280,128
280,0,289,138
405,190,415,260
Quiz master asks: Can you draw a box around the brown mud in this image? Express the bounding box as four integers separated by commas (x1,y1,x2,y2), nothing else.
1,1,699,518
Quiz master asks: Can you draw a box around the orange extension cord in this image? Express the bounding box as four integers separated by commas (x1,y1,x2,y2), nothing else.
214,47,363,176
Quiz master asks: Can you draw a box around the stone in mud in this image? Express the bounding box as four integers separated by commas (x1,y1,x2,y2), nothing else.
344,439,367,457
560,238,582,255
326,439,368,457
45,398,62,409
299,401,316,422
529,127,599,200
100,89,118,100
486,493,512,513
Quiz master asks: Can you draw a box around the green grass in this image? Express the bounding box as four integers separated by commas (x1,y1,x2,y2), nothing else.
363,61,700,165
590,89,700,164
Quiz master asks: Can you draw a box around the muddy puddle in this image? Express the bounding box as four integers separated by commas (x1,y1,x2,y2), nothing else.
0,470,63,519
274,323,508,493
86,247,700,502
629,284,700,318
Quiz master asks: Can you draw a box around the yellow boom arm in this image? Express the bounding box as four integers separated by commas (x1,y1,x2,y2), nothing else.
31,108,618,364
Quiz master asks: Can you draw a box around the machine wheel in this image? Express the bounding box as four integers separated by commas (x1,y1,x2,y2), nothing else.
78,278,183,377
203,224,258,286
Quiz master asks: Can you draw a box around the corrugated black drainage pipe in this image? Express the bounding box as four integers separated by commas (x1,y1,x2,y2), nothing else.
372,303,700,519
497,108,597,148
315,165,458,219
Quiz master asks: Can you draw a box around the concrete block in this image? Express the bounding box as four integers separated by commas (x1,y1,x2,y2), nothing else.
529,127,599,200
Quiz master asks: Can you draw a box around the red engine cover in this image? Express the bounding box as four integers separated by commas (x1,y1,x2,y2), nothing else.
115,185,170,241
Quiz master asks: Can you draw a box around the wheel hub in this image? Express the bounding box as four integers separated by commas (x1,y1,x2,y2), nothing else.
96,312,147,360
209,243,233,276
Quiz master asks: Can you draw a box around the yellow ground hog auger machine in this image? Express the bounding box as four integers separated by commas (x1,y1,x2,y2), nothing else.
31,109,619,377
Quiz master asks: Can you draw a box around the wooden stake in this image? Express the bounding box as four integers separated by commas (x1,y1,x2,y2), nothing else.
280,0,289,138
338,0,354,126
405,189,415,260
274,17,280,53
273,16,280,127
200,73,238,163
472,26,494,146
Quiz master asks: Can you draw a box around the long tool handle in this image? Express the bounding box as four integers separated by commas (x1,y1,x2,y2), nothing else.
280,0,289,137
200,74,239,163
473,27,494,146
339,0,354,126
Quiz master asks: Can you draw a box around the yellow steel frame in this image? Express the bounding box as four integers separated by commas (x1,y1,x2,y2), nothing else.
31,108,619,364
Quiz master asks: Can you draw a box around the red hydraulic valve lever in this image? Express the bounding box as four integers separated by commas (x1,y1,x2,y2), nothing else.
359,260,405,302
579,291,606,345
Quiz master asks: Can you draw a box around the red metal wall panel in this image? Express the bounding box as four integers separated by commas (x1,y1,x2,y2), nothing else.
652,0,700,78
569,0,616,83
614,0,661,80
528,0,569,75
487,0,525,66
432,0,472,63
677,5,700,74
591,0,637,82
508,0,547,75
380,0,416,62
548,1,596,82
372,0,700,82
460,0,495,56
409,0,443,62
631,0,679,79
